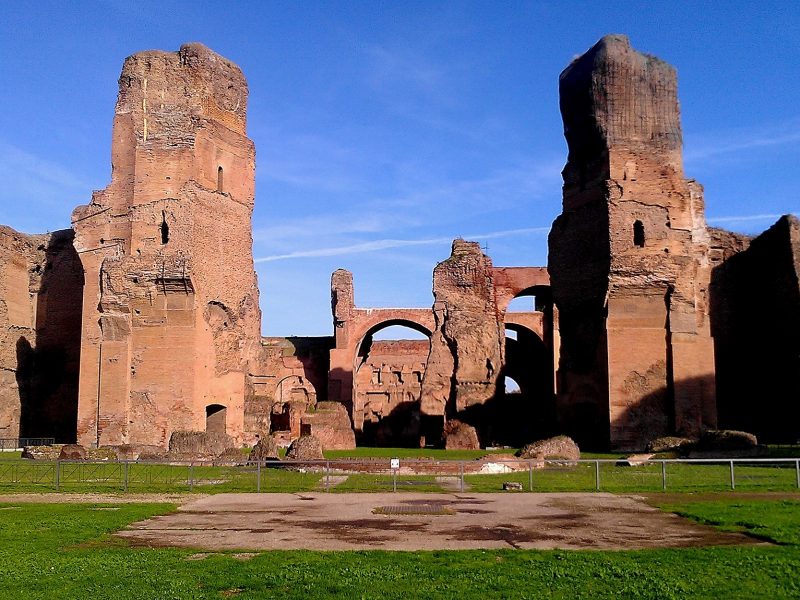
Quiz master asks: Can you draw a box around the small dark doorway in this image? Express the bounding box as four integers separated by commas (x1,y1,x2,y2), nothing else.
206,404,227,434
633,220,645,248
217,166,224,193
160,211,170,245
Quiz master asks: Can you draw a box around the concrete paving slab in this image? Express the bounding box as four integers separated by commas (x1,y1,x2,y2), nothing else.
116,492,764,551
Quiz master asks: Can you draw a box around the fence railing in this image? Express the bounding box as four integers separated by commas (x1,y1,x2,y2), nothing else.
0,457,799,494
0,438,55,451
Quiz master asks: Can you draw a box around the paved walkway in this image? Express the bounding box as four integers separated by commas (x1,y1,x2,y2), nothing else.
116,492,762,551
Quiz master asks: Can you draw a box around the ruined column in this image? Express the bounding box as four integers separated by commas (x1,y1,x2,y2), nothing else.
72,43,262,448
548,35,716,450
420,240,504,427
328,269,355,407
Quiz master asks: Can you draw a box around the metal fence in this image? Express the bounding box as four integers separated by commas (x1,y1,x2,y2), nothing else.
0,438,55,451
0,457,799,494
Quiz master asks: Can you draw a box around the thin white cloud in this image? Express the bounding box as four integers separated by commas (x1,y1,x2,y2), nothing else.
0,140,93,193
707,213,790,225
685,119,800,162
256,226,549,262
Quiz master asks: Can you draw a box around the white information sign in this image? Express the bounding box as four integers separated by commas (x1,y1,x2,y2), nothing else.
390,458,400,470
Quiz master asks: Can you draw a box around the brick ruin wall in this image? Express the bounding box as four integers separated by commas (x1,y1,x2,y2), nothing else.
549,35,717,450
710,216,800,442
71,44,262,448
0,227,83,442
1,37,798,451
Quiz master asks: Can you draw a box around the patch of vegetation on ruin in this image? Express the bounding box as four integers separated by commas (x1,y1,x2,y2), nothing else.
0,499,799,598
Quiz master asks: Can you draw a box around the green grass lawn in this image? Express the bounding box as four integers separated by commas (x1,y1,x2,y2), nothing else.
0,498,799,598
1,453,799,494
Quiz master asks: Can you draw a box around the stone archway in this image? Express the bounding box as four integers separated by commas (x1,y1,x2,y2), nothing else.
352,321,431,446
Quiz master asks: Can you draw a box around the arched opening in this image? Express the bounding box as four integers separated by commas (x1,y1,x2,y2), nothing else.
506,295,537,313
270,375,317,442
354,320,432,447
633,220,645,248
489,323,556,446
205,404,227,435
160,211,169,245
504,376,521,393
217,166,224,193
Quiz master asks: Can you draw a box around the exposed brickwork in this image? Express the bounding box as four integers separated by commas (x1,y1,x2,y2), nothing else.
2,37,797,453
549,35,716,450
0,227,83,442
71,44,261,448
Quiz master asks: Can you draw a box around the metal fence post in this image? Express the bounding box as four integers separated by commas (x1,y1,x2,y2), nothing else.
393,468,397,493
256,461,261,493
661,460,667,491
729,460,735,490
124,461,129,493
325,461,331,493
529,461,533,492
460,461,465,493
189,463,194,492
55,460,60,492
796,460,800,490
595,460,600,491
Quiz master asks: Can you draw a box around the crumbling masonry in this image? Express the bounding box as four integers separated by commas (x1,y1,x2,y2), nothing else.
0,37,797,452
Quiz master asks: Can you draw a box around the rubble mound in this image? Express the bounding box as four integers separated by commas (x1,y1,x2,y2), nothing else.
689,430,768,458
248,437,280,463
300,402,356,450
168,431,235,459
21,445,62,460
443,420,480,450
698,430,757,451
286,435,324,460
517,435,580,461
59,444,87,460
646,436,697,453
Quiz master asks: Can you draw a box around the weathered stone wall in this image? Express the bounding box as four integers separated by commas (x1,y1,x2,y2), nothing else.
328,268,434,415
0,227,83,442
249,336,332,442
711,215,800,442
354,339,428,444
420,240,504,419
72,43,261,448
549,35,716,450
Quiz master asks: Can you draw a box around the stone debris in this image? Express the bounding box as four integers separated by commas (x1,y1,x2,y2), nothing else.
617,454,655,467
517,436,580,461
443,420,481,450
286,435,324,461
247,437,280,463
646,436,697,454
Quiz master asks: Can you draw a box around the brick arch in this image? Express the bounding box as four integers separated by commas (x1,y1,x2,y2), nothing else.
353,316,433,362
329,308,435,410
492,267,550,314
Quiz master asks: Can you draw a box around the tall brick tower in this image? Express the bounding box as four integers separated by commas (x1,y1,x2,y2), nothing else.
548,35,716,450
72,44,262,448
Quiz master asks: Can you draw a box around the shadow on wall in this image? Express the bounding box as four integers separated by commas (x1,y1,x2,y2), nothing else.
561,374,716,452
710,217,800,443
18,231,84,442
361,400,421,447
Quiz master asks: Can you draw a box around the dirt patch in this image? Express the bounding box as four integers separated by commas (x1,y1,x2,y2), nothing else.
115,492,766,551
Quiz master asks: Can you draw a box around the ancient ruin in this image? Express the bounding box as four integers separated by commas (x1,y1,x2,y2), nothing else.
1,37,797,452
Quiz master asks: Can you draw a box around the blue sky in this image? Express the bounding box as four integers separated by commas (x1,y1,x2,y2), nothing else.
1,1,798,336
